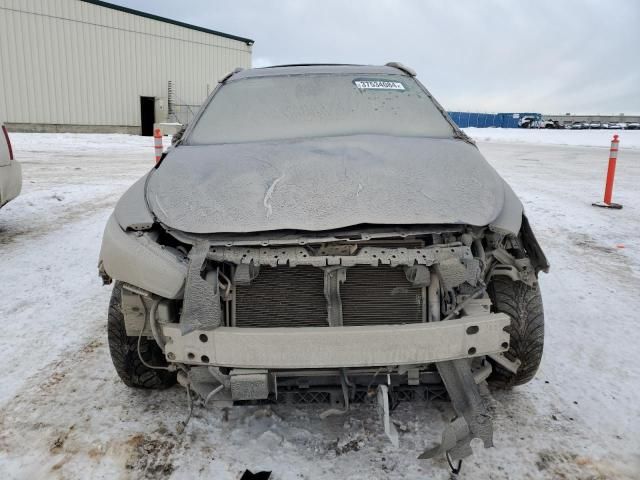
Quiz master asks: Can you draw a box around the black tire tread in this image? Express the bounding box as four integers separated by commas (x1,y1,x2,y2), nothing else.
488,276,544,388
107,282,176,389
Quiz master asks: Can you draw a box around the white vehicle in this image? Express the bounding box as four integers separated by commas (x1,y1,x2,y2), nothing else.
627,122,639,130
99,64,549,465
518,115,544,128
0,123,21,208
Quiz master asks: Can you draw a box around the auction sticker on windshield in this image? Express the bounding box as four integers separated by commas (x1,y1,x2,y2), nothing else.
353,79,406,91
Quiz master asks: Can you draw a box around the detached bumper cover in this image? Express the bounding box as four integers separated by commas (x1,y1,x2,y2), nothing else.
162,313,510,369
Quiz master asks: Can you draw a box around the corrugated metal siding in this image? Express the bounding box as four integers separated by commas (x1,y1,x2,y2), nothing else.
448,111,542,129
0,0,252,127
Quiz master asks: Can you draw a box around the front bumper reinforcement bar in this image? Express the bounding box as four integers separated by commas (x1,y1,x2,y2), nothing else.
161,313,510,369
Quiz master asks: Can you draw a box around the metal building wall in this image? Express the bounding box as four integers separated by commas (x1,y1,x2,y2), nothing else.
447,112,541,129
0,0,252,131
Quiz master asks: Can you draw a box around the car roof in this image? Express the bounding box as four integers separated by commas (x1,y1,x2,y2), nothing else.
230,64,410,80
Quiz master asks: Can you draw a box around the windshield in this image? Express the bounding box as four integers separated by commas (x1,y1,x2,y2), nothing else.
187,73,456,144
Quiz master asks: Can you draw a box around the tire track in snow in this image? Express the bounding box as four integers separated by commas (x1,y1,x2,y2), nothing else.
0,210,114,406
0,192,118,247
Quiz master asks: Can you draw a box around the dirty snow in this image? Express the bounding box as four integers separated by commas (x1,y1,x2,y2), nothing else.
0,130,639,479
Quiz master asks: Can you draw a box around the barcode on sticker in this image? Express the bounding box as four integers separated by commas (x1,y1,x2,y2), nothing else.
354,80,405,91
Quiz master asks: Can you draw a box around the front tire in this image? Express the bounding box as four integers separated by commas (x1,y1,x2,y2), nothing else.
107,282,176,389
487,276,544,388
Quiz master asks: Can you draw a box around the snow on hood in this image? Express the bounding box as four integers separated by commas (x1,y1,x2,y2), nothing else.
146,135,505,234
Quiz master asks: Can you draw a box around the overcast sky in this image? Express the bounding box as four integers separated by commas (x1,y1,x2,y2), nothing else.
116,0,639,114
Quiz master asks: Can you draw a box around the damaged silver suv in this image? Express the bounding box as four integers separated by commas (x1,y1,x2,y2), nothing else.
99,63,548,463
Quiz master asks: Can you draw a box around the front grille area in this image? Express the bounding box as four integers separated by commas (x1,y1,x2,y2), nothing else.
234,265,425,328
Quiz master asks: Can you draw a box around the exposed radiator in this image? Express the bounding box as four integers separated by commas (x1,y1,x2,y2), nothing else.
235,266,327,327
341,266,424,326
234,265,425,327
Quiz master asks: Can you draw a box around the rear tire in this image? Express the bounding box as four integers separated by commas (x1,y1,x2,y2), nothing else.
107,282,176,389
487,276,544,388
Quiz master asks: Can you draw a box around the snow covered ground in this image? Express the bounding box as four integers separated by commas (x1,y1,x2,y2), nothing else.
0,130,639,479
463,127,640,149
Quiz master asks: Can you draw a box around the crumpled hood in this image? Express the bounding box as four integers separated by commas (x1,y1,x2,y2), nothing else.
146,135,506,234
